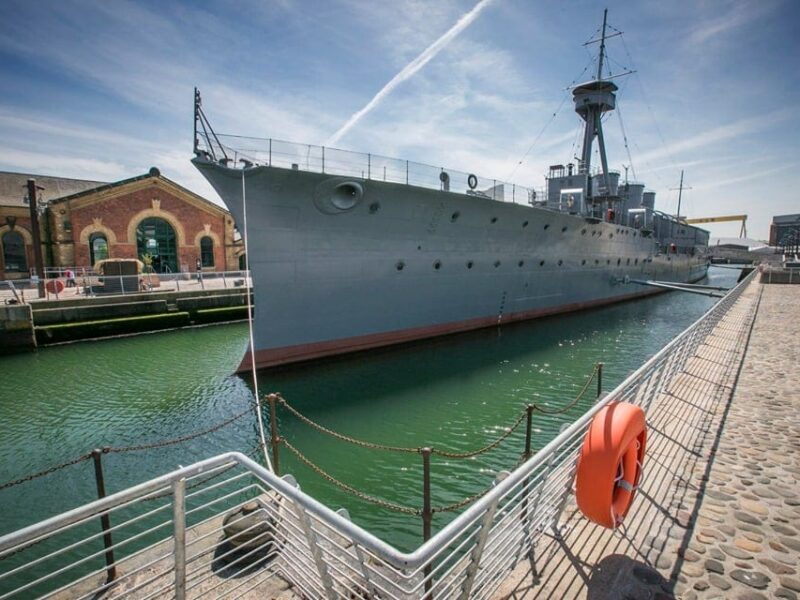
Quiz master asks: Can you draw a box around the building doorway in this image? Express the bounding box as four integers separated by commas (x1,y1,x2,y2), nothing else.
136,217,177,273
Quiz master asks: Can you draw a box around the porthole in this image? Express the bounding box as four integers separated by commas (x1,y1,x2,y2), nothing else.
494,260,501,268
558,259,563,266
635,258,639,265
626,258,631,265
581,259,586,265
606,259,611,265
433,260,442,270
591,231,597,236
544,224,550,230
616,228,620,233
539,260,545,267
633,232,637,237
617,258,621,265
451,211,460,222
595,259,600,265
581,228,587,235
609,233,614,239
466,260,474,269
490,217,498,224
417,245,422,250
396,261,405,271
518,260,524,267
522,221,529,228
561,226,568,233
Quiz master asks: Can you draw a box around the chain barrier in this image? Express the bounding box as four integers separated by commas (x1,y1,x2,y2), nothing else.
281,438,421,515
0,452,93,492
529,363,600,415
276,395,421,454
0,401,262,492
431,410,527,459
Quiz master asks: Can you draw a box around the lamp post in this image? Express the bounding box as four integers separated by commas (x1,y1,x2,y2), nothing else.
26,179,46,298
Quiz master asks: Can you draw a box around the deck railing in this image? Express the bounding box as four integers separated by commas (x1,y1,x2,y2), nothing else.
0,270,759,599
198,133,545,206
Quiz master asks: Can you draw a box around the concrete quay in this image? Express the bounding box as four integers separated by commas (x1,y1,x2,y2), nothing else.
495,281,800,599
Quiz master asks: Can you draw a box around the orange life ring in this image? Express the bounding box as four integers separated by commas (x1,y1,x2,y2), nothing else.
575,401,647,529
45,279,65,295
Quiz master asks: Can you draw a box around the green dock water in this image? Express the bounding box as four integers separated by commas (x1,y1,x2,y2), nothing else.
0,268,739,554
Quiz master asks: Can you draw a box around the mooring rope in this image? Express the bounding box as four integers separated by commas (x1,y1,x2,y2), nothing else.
241,167,273,473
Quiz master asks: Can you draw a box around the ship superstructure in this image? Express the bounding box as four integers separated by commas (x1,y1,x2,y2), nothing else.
192,12,709,371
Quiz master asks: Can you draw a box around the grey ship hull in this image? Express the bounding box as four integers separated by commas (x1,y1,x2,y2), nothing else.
194,159,708,370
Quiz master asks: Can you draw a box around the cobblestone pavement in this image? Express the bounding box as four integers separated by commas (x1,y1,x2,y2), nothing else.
495,282,800,599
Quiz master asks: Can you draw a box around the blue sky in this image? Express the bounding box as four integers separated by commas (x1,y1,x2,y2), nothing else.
0,0,797,239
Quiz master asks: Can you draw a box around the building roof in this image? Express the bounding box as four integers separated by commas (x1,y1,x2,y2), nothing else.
0,171,107,207
772,213,800,225
711,237,770,251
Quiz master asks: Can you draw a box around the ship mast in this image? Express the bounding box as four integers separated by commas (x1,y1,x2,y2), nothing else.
574,9,616,206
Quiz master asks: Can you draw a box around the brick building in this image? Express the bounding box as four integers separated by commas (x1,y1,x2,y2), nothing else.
0,168,244,280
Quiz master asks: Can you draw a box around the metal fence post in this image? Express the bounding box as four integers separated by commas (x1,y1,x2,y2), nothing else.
596,362,604,398
459,498,500,600
268,395,281,476
91,449,117,585
368,154,371,180
172,478,186,600
421,447,433,595
322,146,325,173
524,405,534,460
406,160,409,184
269,138,272,166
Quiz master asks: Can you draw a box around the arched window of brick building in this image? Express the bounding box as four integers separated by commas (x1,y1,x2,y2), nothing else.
200,236,214,268
2,231,27,272
136,217,177,273
89,233,109,266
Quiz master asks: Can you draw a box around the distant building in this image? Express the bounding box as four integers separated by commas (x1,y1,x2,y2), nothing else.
769,214,800,248
0,168,244,280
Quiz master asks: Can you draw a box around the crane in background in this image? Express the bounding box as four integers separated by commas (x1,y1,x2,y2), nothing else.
683,214,748,238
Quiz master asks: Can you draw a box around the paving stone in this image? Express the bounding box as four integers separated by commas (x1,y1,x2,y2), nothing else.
730,569,770,589
776,588,799,600
693,579,709,591
705,559,725,574
722,544,754,560
682,562,704,577
740,498,770,515
708,548,725,561
758,557,796,575
735,511,762,525
734,592,768,600
707,489,737,502
782,537,800,552
782,577,800,593
708,573,731,590
742,531,764,543
735,538,764,553
655,555,672,569
678,547,701,562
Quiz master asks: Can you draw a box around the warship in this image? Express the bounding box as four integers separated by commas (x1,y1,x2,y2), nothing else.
192,13,709,371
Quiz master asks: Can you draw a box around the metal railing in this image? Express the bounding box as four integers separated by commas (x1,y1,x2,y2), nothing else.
0,271,759,599
1,270,251,303
198,133,545,206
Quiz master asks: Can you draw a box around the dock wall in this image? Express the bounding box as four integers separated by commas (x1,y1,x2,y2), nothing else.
0,304,36,354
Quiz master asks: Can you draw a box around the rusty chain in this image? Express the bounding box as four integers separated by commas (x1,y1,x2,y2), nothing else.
281,438,421,515
275,395,422,454
0,401,262,492
0,452,93,492
431,410,528,459
529,363,599,415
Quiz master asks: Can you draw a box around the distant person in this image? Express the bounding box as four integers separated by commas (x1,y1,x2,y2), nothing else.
65,268,76,288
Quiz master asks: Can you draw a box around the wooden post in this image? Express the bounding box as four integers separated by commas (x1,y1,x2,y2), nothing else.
26,180,46,298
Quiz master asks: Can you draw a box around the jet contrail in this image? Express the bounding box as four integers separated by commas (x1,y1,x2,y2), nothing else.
325,0,496,146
